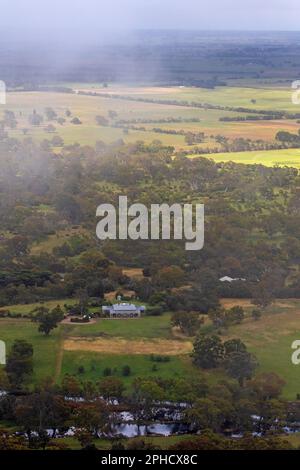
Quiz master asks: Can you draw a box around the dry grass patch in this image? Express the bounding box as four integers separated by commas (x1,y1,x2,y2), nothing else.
220,298,254,309
222,306,300,347
104,290,136,301
63,337,193,355
122,268,144,280
220,298,296,310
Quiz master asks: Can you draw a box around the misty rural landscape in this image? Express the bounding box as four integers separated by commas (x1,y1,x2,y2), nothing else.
2,1,300,453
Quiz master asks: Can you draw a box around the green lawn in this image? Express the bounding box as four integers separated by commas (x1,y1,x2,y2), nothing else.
62,313,172,339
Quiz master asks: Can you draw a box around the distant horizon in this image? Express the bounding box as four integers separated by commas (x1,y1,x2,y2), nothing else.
0,0,299,42
2,29,300,49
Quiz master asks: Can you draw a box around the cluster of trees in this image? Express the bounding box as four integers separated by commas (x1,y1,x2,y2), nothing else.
208,305,245,328
220,111,300,122
0,137,299,310
184,131,205,145
171,311,204,335
276,130,300,143
193,335,258,387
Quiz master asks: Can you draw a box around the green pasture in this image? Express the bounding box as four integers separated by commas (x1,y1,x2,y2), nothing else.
0,319,61,385
62,313,172,339
190,148,300,168
60,351,191,386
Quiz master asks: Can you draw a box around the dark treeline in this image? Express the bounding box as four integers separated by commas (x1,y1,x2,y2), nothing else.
220,114,300,121
4,31,300,87
115,117,201,125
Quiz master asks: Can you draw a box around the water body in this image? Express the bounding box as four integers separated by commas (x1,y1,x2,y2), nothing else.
112,422,191,438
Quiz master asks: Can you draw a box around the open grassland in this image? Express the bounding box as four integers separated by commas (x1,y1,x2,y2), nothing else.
222,300,300,400
83,84,297,112
4,91,194,148
4,83,300,157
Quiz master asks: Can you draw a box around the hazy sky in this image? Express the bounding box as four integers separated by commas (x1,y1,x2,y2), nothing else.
1,0,299,40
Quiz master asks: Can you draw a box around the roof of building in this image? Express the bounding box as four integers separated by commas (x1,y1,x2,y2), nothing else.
219,276,246,282
112,303,140,311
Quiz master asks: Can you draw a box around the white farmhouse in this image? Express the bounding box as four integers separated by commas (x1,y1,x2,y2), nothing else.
102,303,145,318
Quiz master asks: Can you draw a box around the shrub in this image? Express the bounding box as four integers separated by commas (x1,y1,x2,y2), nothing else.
122,365,131,377
103,367,112,377
145,306,163,316
150,354,170,363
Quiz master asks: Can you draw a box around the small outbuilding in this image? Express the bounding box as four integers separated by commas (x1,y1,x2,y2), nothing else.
219,276,246,283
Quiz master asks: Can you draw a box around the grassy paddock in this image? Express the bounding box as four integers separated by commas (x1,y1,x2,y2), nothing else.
4,84,300,153
189,149,300,169
223,301,300,400
62,313,173,339
60,351,192,386
0,319,61,384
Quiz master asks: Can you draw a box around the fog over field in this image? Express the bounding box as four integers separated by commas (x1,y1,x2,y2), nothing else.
0,0,299,85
